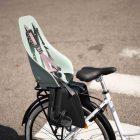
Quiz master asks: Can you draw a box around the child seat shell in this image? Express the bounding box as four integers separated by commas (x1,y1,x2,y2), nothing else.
19,15,74,88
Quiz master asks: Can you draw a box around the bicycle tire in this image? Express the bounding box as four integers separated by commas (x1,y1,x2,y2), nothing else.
25,101,116,140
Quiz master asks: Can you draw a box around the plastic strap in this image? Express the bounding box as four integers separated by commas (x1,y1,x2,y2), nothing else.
62,83,75,96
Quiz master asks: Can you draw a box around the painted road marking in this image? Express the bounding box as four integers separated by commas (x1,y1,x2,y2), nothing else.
89,73,140,97
34,121,140,139
110,120,140,140
120,48,140,59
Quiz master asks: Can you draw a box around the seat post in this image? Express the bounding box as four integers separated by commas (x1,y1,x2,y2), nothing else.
97,76,126,140
96,76,108,93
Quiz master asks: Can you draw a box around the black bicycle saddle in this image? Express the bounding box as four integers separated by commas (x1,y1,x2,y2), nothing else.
76,67,116,82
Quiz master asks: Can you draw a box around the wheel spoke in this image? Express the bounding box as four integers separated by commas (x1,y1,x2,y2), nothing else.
26,103,114,140
37,114,47,120
33,122,54,136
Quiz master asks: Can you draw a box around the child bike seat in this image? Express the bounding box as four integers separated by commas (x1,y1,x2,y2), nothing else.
19,15,74,88
76,67,116,82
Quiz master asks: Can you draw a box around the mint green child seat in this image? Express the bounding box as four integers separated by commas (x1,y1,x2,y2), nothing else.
19,15,74,88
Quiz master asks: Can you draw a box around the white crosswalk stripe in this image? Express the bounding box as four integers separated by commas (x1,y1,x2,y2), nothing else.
110,120,140,140
119,48,140,59
34,121,140,140
89,73,140,97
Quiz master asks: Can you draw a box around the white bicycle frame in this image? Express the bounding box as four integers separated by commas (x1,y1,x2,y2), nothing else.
65,75,137,140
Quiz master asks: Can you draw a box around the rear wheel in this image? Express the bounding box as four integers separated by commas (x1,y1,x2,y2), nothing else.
25,101,116,140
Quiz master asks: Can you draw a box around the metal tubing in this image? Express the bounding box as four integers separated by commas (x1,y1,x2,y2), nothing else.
99,76,126,140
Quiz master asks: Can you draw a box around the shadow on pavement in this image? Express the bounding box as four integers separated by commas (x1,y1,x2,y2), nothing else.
0,125,24,140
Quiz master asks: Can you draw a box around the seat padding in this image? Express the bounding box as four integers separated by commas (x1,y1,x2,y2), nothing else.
76,67,116,82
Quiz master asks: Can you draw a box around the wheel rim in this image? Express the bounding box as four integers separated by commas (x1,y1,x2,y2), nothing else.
28,106,109,140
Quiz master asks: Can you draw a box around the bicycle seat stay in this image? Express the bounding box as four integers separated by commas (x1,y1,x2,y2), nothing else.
76,67,116,82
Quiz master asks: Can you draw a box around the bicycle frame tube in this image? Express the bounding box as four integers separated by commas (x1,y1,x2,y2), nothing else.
98,76,126,140
65,99,108,139
65,76,127,140
105,93,126,140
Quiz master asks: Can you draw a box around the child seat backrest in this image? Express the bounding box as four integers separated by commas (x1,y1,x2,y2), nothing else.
19,15,74,88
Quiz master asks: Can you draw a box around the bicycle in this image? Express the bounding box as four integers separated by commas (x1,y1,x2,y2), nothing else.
19,15,139,140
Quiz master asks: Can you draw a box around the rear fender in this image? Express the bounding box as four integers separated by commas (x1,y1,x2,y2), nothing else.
22,96,48,125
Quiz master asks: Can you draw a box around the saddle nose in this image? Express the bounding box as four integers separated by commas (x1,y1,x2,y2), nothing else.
76,67,116,82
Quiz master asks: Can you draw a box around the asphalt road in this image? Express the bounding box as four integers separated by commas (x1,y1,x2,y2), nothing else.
0,0,140,139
